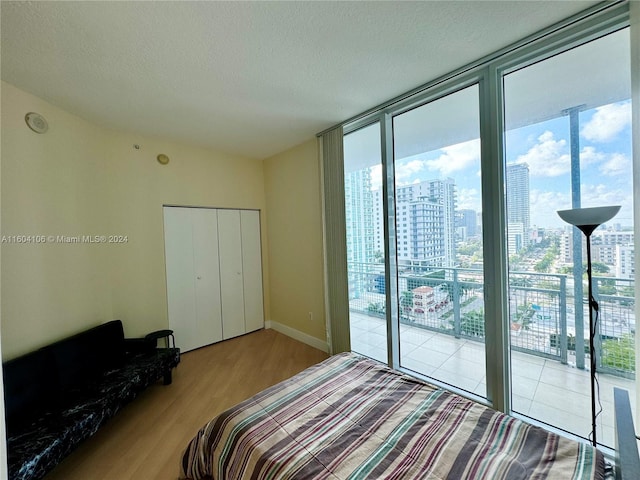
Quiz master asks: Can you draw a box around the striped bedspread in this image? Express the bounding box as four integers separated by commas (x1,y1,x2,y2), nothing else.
181,352,604,479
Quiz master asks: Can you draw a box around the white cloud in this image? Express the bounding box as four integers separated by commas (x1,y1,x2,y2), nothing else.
582,184,630,208
514,132,616,178
579,146,605,166
514,131,570,177
599,153,631,177
425,139,480,176
530,190,570,227
527,185,631,228
394,159,428,185
370,164,383,190
457,188,481,211
531,190,569,208
581,102,631,143
582,184,633,225
393,138,480,184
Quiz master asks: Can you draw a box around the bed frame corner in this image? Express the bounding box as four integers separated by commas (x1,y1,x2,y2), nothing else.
613,387,640,480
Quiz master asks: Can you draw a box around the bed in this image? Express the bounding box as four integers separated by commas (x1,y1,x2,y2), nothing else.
180,352,605,480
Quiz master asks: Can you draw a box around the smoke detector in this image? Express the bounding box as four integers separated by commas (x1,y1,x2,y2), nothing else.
25,112,48,134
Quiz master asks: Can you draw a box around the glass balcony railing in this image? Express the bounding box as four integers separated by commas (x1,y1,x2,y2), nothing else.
347,262,635,379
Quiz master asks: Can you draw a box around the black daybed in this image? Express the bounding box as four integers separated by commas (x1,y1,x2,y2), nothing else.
3,319,180,480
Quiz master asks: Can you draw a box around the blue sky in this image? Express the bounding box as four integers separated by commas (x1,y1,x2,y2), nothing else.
380,100,633,229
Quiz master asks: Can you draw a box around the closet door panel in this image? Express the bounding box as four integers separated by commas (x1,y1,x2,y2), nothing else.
192,208,223,345
217,209,246,339
163,207,199,352
241,210,264,333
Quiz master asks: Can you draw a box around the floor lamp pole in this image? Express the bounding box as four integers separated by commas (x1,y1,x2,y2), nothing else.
557,205,620,449
585,230,597,447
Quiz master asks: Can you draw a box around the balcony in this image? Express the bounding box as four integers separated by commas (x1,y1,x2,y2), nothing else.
347,263,636,448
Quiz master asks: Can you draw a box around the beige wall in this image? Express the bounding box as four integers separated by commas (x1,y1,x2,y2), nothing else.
1,82,114,359
105,131,268,339
1,81,269,359
264,139,326,344
0,82,6,480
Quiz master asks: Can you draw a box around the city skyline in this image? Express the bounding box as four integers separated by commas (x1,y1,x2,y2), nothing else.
367,99,632,229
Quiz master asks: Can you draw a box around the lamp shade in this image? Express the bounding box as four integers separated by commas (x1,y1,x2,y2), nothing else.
557,206,620,227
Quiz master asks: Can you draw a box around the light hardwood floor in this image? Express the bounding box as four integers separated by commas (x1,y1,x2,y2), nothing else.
43,328,329,480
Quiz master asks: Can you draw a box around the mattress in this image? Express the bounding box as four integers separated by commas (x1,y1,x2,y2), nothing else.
181,352,604,479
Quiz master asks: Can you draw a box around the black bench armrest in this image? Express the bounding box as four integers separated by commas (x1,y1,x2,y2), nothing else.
144,329,175,348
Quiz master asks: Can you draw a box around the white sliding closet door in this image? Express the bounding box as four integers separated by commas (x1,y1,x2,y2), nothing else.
164,206,264,351
164,207,199,352
164,207,223,352
217,210,247,340
241,210,264,333
191,208,224,345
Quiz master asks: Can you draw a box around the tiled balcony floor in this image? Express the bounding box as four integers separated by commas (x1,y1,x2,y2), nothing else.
350,311,637,449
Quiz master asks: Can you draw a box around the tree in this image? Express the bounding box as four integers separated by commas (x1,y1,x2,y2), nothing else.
597,278,617,295
367,302,385,315
591,262,610,274
457,240,482,256
619,286,634,298
598,284,617,295
534,255,553,272
457,309,485,337
400,291,413,309
510,277,532,288
557,265,574,275
601,334,635,373
536,280,560,297
514,304,533,330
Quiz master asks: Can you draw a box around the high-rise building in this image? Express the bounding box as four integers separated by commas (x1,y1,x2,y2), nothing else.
616,244,635,280
456,209,478,238
559,230,634,266
593,231,634,246
394,178,457,268
506,163,530,252
358,176,458,272
372,188,384,257
507,222,525,254
345,167,376,297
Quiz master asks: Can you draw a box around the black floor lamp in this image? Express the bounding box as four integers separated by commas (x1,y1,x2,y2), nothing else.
557,205,620,447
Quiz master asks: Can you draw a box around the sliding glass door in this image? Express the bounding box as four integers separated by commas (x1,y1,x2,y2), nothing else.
392,85,487,398
344,122,388,363
337,2,633,450
503,27,634,447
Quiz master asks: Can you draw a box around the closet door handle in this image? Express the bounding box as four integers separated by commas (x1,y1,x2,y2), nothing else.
197,276,202,280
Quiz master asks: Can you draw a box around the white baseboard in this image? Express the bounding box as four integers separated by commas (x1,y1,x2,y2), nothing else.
265,320,329,353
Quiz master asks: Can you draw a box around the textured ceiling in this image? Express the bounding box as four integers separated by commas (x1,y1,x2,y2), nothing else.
1,1,599,160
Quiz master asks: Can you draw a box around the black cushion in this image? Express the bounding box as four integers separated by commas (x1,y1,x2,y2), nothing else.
2,348,58,432
48,320,126,393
